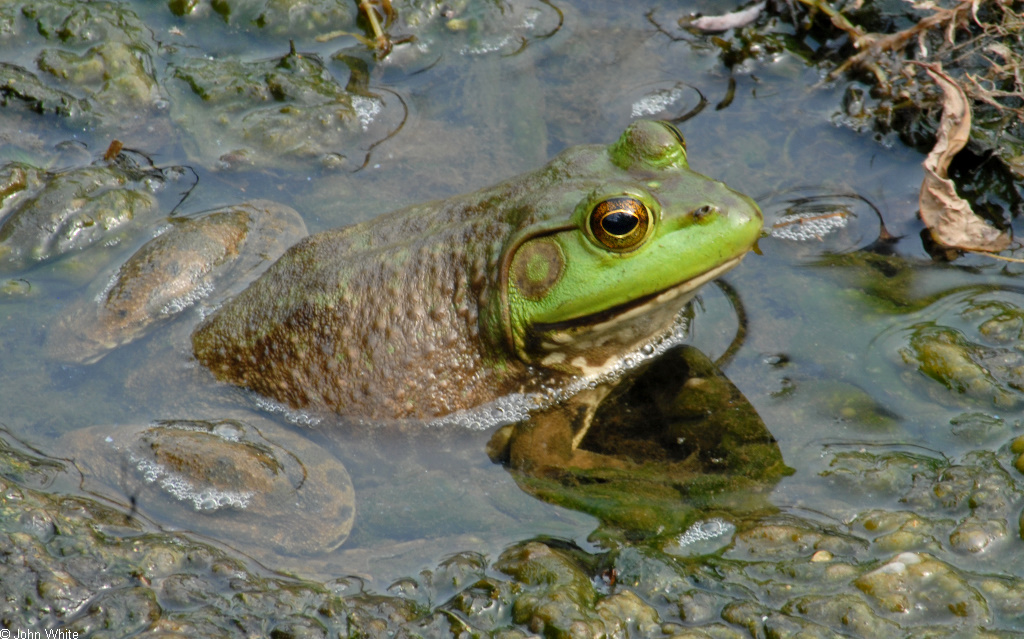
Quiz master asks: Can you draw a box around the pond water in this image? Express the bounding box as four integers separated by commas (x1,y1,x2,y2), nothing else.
3,0,1024,635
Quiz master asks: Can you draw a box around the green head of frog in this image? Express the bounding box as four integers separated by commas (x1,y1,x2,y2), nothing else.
192,120,763,420
488,119,762,378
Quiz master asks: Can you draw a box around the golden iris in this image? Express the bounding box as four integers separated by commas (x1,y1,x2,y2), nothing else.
589,197,650,252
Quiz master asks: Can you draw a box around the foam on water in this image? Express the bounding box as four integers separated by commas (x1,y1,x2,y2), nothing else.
94,271,119,304
430,313,692,431
457,34,519,56
252,395,324,427
521,8,540,30
130,455,255,512
631,87,685,118
160,278,214,315
675,518,734,547
457,9,543,56
770,212,849,242
351,96,382,131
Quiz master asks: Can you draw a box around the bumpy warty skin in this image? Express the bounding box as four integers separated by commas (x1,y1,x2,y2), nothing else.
191,153,601,421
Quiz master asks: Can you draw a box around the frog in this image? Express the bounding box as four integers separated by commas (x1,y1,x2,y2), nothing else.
192,119,763,423
35,119,761,554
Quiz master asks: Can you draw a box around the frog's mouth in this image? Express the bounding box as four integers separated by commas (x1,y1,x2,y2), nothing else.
522,255,745,375
542,255,742,333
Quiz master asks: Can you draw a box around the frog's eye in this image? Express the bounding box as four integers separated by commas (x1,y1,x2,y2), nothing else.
589,196,650,252
661,121,687,150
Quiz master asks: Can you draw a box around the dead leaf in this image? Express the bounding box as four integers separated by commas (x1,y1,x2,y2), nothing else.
103,139,123,162
689,2,765,32
917,63,1011,252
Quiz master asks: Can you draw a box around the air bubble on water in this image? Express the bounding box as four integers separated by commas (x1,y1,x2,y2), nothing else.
453,5,546,57
151,223,173,239
522,8,540,29
429,392,536,430
164,421,210,434
211,422,243,441
130,454,254,511
351,96,382,131
675,518,734,547
631,87,685,118
136,458,162,484
253,395,322,427
143,177,164,193
161,280,215,315
771,213,849,242
556,312,692,401
458,34,518,56
434,310,693,430
95,265,130,303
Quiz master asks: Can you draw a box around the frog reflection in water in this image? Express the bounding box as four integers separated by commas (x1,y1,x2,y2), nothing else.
47,120,763,549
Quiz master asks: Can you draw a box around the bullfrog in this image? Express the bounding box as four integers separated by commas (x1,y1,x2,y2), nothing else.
192,119,763,424
34,119,761,554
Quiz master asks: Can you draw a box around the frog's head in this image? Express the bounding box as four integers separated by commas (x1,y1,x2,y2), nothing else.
493,120,762,377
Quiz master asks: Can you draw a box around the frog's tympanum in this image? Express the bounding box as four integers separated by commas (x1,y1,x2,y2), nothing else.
192,120,763,421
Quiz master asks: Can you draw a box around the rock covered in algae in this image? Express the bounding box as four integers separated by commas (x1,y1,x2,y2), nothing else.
5,429,1024,639
1,0,165,131
827,448,1020,556
495,541,664,639
61,418,354,555
44,200,306,364
899,324,1024,408
167,46,397,170
854,552,989,620
0,157,165,269
0,62,90,121
166,0,357,36
892,295,1024,409
36,41,162,113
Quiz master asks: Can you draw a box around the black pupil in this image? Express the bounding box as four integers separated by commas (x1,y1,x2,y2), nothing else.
602,210,638,236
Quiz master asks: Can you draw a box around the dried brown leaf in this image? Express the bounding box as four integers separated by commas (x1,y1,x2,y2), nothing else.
917,63,1011,252
689,2,765,32
103,139,123,162
921,65,970,177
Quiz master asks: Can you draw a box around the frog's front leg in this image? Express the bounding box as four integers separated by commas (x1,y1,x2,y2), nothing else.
492,386,628,472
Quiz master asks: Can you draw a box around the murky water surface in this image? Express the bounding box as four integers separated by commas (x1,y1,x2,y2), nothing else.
3,0,1024,635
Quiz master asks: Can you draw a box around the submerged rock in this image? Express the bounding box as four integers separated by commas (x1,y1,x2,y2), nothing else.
0,157,165,269
167,46,399,170
45,200,306,363
61,418,355,556
854,552,989,621
1,0,165,135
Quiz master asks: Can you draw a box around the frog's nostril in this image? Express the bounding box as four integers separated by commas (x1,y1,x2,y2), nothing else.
692,205,717,221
